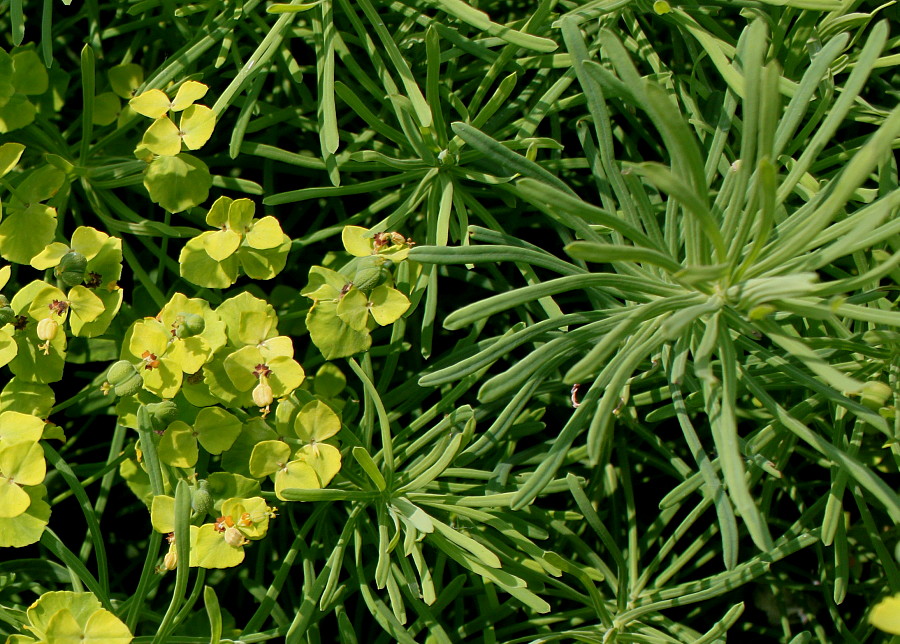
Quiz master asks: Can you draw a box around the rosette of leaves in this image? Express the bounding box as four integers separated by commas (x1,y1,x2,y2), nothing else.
179,196,291,288
157,291,227,368
0,151,67,265
151,494,275,569
130,80,215,212
8,591,132,643
197,292,305,408
120,318,190,399
0,46,49,134
29,226,124,336
25,282,104,349
301,226,411,359
249,399,343,500
131,80,215,156
302,264,410,360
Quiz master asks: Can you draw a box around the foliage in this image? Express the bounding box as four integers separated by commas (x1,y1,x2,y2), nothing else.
0,0,898,642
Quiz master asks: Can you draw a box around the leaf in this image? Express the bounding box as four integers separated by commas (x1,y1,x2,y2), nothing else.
108,63,143,99
0,475,31,518
71,226,109,260
205,472,261,512
190,524,244,568
245,216,284,250
171,81,208,111
871,593,900,635
151,495,176,533
342,225,373,257
179,104,216,149
130,89,171,119
141,117,182,156
0,410,45,446
0,483,49,547
294,400,340,440
92,92,120,126
238,236,291,280
69,288,122,338
368,285,410,326
179,236,239,288
0,329,17,370
0,204,57,264
158,421,199,468
195,407,242,454
0,440,46,487
275,459,321,500
68,286,105,323
0,94,34,132
336,288,370,332
297,442,341,487
141,357,183,399
143,153,211,213
307,297,372,360
249,440,292,478
267,356,305,397
200,230,242,262
0,142,25,178
166,335,211,374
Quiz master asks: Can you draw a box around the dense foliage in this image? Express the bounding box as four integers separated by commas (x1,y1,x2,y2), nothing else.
0,0,898,642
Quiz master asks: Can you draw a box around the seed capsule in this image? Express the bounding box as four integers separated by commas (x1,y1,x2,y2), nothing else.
191,479,213,516
352,256,393,294
174,312,205,338
252,381,274,408
145,400,178,432
107,359,143,397
56,251,88,287
0,298,14,326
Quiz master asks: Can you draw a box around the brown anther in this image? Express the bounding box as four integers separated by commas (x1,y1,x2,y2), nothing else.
372,232,390,250
166,532,176,544
84,272,103,289
49,300,69,315
252,363,272,378
340,282,353,297
570,384,582,409
141,350,160,370
214,515,234,532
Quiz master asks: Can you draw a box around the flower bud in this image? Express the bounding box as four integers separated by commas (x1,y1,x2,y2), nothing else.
163,545,178,570
56,250,88,287
861,381,893,410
